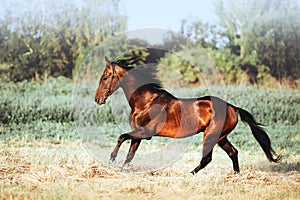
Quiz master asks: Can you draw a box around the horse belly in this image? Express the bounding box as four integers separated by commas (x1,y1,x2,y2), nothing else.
154,99,211,138
156,116,204,138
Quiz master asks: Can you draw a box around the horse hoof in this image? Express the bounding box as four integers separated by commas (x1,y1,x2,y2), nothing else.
122,163,133,171
109,159,116,167
190,169,198,175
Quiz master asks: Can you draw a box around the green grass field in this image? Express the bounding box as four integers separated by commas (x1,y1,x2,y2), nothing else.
0,78,299,199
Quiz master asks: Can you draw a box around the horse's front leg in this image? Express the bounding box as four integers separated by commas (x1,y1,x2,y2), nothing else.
110,130,152,163
124,139,141,165
122,131,153,170
110,133,130,162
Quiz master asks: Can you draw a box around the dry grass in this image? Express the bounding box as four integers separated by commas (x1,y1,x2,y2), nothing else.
0,140,299,200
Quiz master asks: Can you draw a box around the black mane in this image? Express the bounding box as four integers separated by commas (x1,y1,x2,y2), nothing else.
112,58,163,89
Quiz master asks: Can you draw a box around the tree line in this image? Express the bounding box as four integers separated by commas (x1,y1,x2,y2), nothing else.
0,0,126,82
0,0,299,87
169,0,300,86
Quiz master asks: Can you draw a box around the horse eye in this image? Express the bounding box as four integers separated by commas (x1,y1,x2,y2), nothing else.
102,75,110,81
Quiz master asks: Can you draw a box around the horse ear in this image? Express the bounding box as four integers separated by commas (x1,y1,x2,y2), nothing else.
105,56,110,66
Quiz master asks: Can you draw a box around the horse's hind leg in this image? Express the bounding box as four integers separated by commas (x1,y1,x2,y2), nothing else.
191,150,213,175
191,132,216,175
191,115,224,174
191,120,223,175
218,137,239,173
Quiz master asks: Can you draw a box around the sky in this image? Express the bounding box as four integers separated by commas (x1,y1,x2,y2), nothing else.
121,0,217,32
3,0,300,44
1,0,216,31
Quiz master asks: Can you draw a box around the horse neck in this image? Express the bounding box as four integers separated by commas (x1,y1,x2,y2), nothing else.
118,76,157,108
116,66,164,108
119,75,143,106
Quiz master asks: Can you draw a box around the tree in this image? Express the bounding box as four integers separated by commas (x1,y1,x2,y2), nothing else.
181,20,223,50
0,0,127,82
214,0,300,83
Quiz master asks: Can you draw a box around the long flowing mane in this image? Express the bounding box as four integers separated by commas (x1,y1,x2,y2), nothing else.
111,58,163,90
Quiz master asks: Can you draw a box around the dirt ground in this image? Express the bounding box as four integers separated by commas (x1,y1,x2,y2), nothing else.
0,141,299,199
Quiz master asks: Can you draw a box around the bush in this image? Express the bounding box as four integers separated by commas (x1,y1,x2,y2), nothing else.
0,79,298,155
0,78,73,124
1,80,299,126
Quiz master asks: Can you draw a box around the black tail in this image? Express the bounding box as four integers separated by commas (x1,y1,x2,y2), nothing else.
235,107,282,163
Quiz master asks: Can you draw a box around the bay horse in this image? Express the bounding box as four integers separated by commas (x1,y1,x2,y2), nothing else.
94,57,281,174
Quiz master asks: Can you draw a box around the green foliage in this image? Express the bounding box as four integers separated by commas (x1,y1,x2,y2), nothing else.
0,80,299,155
204,86,300,126
0,0,126,82
0,77,122,131
213,0,300,82
0,77,73,124
208,48,243,84
1,80,299,126
0,121,78,144
158,51,200,86
180,20,221,49
176,0,300,86
73,38,154,81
